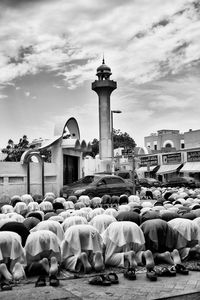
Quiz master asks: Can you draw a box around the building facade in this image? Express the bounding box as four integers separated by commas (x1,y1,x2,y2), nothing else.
137,129,200,182
144,129,200,152
0,117,91,198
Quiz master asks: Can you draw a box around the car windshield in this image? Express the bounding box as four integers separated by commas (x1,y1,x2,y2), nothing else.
81,175,100,184
118,172,130,179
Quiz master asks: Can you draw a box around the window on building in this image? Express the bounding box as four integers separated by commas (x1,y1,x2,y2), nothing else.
165,143,172,148
154,144,157,150
8,177,24,183
147,143,151,149
180,140,185,149
44,176,57,182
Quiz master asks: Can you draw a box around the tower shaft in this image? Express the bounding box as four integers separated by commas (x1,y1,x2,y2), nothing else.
92,79,117,161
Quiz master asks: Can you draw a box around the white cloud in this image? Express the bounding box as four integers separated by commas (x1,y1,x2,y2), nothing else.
0,0,200,147
25,91,30,97
0,0,199,88
0,94,8,99
53,84,62,89
149,94,189,109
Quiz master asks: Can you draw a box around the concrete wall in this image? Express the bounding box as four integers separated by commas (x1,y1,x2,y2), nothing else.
83,155,108,175
0,142,83,198
83,156,96,176
0,161,57,198
184,130,200,149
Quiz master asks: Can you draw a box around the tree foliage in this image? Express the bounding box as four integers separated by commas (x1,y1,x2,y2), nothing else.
113,129,136,149
1,135,51,162
2,135,30,161
85,129,136,157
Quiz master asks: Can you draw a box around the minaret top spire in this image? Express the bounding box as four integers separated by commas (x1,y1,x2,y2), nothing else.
102,54,105,65
96,57,112,80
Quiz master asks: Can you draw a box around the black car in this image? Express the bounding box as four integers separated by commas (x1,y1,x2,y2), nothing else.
138,177,161,188
163,176,200,188
60,174,134,198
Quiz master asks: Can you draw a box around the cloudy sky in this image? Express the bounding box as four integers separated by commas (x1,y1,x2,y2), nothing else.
0,0,200,148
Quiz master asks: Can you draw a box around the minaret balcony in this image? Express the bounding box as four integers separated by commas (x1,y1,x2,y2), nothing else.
92,80,117,91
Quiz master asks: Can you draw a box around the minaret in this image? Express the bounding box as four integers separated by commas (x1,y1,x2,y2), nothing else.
92,59,117,162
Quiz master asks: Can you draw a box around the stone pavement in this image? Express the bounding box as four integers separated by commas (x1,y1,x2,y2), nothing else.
0,268,200,300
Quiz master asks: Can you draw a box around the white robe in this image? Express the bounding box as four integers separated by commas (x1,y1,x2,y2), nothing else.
168,218,199,259
25,230,61,264
88,208,105,221
39,201,53,211
90,214,116,234
104,208,119,218
14,202,27,214
102,221,145,267
61,224,103,271
62,216,88,232
192,217,200,243
1,205,14,214
31,220,64,243
0,231,25,263
27,202,40,212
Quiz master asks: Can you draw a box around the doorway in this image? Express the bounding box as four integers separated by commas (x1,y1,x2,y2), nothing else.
63,155,79,185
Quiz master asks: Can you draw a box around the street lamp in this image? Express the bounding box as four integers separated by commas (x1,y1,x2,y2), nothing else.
132,146,136,195
111,110,122,174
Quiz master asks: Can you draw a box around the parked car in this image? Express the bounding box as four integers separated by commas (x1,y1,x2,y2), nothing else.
116,171,141,191
138,177,161,188
163,176,200,188
60,174,134,198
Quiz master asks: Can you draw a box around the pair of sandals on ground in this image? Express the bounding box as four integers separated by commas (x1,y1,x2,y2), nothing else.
0,261,26,291
89,272,119,286
89,249,189,285
89,263,189,286
145,249,189,281
35,274,59,287
124,263,189,282
35,257,59,288
155,264,189,277
123,249,189,282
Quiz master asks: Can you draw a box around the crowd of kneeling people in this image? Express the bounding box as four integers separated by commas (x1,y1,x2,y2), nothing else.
0,186,200,288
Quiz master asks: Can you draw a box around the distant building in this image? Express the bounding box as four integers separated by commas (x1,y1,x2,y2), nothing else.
137,129,200,182
144,129,200,153
144,129,183,152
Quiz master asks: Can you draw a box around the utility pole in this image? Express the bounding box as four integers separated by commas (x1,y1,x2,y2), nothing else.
147,157,150,178
132,148,136,195
111,110,122,174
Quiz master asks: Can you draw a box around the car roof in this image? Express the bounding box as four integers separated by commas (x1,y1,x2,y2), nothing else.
94,174,121,178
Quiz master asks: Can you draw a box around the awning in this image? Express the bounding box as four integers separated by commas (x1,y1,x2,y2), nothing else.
136,166,158,172
180,162,200,173
156,164,182,175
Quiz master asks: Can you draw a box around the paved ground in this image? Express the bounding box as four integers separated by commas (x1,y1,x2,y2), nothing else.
0,266,200,300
